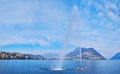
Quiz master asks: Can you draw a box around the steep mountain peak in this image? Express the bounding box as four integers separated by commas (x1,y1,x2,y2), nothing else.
116,52,120,54
111,52,120,60
74,47,88,52
88,48,94,50
87,48,96,51
66,47,106,60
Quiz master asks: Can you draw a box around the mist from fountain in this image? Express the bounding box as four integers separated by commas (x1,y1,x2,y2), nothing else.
50,5,80,71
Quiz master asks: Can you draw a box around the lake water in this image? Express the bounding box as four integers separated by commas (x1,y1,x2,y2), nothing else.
0,60,120,74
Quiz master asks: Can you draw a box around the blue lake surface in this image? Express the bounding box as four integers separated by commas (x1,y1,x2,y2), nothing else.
0,60,120,74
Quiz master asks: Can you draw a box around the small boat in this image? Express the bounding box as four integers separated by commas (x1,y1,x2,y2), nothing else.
76,67,87,70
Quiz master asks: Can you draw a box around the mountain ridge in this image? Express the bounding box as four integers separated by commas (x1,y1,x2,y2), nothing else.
0,52,43,60
111,52,120,60
66,47,106,60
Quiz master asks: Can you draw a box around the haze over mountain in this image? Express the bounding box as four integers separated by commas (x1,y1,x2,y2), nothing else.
0,47,106,60
42,47,106,60
42,53,59,58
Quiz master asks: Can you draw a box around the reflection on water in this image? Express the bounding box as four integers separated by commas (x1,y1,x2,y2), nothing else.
0,60,120,74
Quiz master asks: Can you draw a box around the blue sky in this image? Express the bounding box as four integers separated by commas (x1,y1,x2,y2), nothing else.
0,0,120,58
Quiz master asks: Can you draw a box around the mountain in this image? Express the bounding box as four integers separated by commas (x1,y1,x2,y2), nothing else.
66,47,106,60
25,54,44,60
111,52,120,60
0,52,43,60
43,53,59,58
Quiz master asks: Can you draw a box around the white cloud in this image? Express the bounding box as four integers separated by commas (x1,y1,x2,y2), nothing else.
107,10,120,22
97,11,104,17
37,39,50,47
0,0,35,25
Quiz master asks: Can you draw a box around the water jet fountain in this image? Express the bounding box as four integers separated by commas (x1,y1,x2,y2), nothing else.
47,4,87,71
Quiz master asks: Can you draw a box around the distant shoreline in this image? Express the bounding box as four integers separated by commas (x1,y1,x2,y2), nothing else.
0,51,107,60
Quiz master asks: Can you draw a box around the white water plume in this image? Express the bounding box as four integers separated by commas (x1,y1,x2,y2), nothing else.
51,5,80,70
